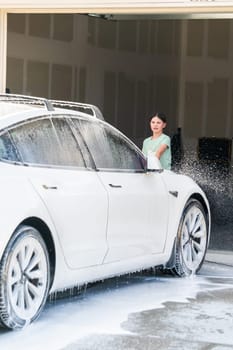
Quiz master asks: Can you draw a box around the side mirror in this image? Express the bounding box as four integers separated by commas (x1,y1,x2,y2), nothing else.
147,152,163,172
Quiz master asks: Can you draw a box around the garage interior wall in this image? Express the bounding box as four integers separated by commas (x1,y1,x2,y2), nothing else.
6,14,233,161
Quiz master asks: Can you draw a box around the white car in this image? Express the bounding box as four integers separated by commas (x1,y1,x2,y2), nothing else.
0,94,210,330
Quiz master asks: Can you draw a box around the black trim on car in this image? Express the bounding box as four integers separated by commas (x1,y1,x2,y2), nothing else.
96,168,146,174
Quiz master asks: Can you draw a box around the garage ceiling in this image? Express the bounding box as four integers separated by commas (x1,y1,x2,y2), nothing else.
0,0,233,17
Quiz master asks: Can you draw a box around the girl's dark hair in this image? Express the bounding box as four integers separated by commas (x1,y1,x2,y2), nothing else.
149,112,167,123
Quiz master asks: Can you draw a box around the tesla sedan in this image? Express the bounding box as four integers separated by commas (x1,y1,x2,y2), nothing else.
0,94,210,330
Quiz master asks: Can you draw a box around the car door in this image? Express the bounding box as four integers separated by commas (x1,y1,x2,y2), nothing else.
9,116,108,269
74,117,169,263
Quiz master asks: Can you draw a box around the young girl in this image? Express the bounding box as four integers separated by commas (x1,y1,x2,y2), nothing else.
142,112,171,170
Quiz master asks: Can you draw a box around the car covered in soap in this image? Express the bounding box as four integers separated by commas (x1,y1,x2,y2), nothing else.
0,94,210,330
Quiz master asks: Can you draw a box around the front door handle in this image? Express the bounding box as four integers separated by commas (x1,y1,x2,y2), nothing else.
109,183,122,188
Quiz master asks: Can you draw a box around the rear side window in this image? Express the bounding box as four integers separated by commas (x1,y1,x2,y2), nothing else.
0,131,20,162
9,117,85,167
9,118,62,165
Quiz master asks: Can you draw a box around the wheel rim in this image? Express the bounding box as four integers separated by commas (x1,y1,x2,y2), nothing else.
7,235,48,320
181,205,207,272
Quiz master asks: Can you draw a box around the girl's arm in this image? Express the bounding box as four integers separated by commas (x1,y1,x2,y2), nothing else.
155,144,168,159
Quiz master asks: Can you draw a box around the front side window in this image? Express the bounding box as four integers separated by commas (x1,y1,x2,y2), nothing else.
72,118,114,169
106,129,145,171
52,117,86,168
72,118,145,171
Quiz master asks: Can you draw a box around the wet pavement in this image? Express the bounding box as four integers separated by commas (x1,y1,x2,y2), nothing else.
62,255,233,350
0,253,233,350
61,260,233,350
64,286,233,350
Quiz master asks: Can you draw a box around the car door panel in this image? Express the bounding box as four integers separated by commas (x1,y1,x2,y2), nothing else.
29,168,109,269
98,171,169,263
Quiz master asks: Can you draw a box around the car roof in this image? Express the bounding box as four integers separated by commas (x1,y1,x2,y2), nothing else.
0,94,104,130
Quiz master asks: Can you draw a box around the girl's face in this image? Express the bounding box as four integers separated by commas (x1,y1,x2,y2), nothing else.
150,116,166,134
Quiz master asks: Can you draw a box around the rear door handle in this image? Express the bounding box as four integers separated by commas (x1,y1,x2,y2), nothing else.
42,184,58,190
109,183,122,188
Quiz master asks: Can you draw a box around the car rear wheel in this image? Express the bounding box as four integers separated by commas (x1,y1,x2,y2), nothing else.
0,225,50,329
172,199,208,277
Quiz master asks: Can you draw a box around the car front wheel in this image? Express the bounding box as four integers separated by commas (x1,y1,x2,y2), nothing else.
172,199,208,277
0,225,50,329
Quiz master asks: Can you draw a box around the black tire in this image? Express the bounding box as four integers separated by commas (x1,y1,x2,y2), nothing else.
0,225,50,329
172,199,208,277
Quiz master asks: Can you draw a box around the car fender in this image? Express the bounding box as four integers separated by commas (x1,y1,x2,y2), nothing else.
160,171,211,261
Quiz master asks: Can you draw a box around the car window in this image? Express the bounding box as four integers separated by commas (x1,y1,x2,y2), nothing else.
51,117,86,168
72,118,145,171
9,118,63,165
106,129,145,170
0,131,20,162
72,118,114,169
9,117,86,168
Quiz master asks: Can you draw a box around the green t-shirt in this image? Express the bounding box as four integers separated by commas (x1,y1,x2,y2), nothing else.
142,134,171,170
